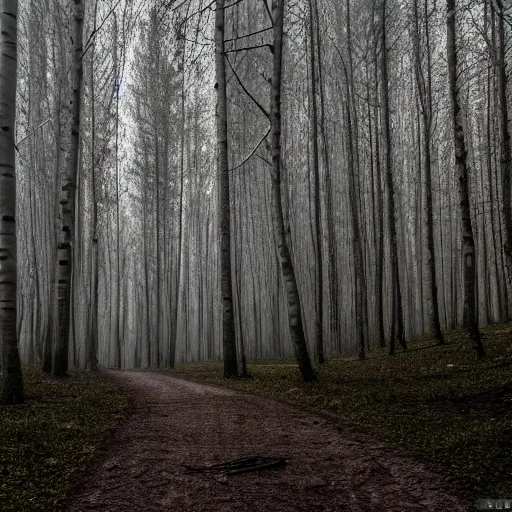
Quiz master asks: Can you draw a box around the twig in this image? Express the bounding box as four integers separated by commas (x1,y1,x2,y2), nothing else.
225,43,273,54
256,154,272,168
16,118,51,146
224,26,273,43
82,0,122,59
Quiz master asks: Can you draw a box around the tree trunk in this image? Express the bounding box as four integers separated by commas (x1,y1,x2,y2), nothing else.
89,239,99,371
215,0,238,378
88,1,99,371
381,0,406,354
271,0,315,382
170,14,189,368
307,0,324,364
495,0,512,289
485,2,507,322
114,13,122,369
413,0,445,344
372,10,385,348
53,0,84,376
446,0,485,358
0,0,24,404
314,0,338,348
345,0,366,360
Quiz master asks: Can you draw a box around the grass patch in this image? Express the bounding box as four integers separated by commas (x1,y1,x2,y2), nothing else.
170,323,512,500
0,366,128,511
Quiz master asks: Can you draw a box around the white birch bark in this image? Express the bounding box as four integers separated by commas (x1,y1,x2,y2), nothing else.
0,0,24,404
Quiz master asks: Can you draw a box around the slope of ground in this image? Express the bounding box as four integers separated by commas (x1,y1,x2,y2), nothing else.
0,366,128,511
170,323,512,501
67,371,467,511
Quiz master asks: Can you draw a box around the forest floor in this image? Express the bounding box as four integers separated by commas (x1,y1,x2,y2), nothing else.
169,323,512,505
66,371,468,512
0,366,128,511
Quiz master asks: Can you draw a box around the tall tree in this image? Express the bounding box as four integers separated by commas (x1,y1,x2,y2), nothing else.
114,12,122,369
345,0,366,359
314,0,339,349
0,0,24,404
271,0,315,382
88,0,99,372
307,0,324,364
381,0,406,354
412,0,445,344
170,9,190,368
215,0,238,377
494,0,512,286
372,2,386,348
53,0,84,376
446,0,485,358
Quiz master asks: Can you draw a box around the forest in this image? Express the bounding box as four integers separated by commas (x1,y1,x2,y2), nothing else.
0,0,511,510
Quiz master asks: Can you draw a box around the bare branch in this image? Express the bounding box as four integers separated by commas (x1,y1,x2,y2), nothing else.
16,118,52,146
225,55,270,120
225,43,273,54
229,127,271,172
224,26,273,43
83,0,122,58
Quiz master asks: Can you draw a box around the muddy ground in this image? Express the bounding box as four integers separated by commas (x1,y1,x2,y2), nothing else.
67,371,468,511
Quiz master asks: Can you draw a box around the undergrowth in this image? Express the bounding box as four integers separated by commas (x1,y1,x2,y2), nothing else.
0,366,128,511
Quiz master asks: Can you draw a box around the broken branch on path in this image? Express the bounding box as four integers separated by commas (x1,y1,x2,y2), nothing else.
183,456,287,477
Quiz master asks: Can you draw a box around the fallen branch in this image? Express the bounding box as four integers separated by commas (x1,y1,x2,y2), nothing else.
183,456,287,477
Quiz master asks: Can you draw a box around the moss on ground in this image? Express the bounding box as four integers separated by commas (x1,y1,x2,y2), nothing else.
0,366,128,511
171,323,512,500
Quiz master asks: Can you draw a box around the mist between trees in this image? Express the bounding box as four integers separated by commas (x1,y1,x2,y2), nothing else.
2,0,511,398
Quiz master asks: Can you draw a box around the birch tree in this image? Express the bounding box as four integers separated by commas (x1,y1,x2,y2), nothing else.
0,0,24,404
52,0,84,377
271,0,315,382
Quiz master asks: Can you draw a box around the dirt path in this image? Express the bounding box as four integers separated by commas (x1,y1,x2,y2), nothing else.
68,371,468,512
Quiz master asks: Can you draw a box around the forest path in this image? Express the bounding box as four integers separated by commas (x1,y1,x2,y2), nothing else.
67,371,468,512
